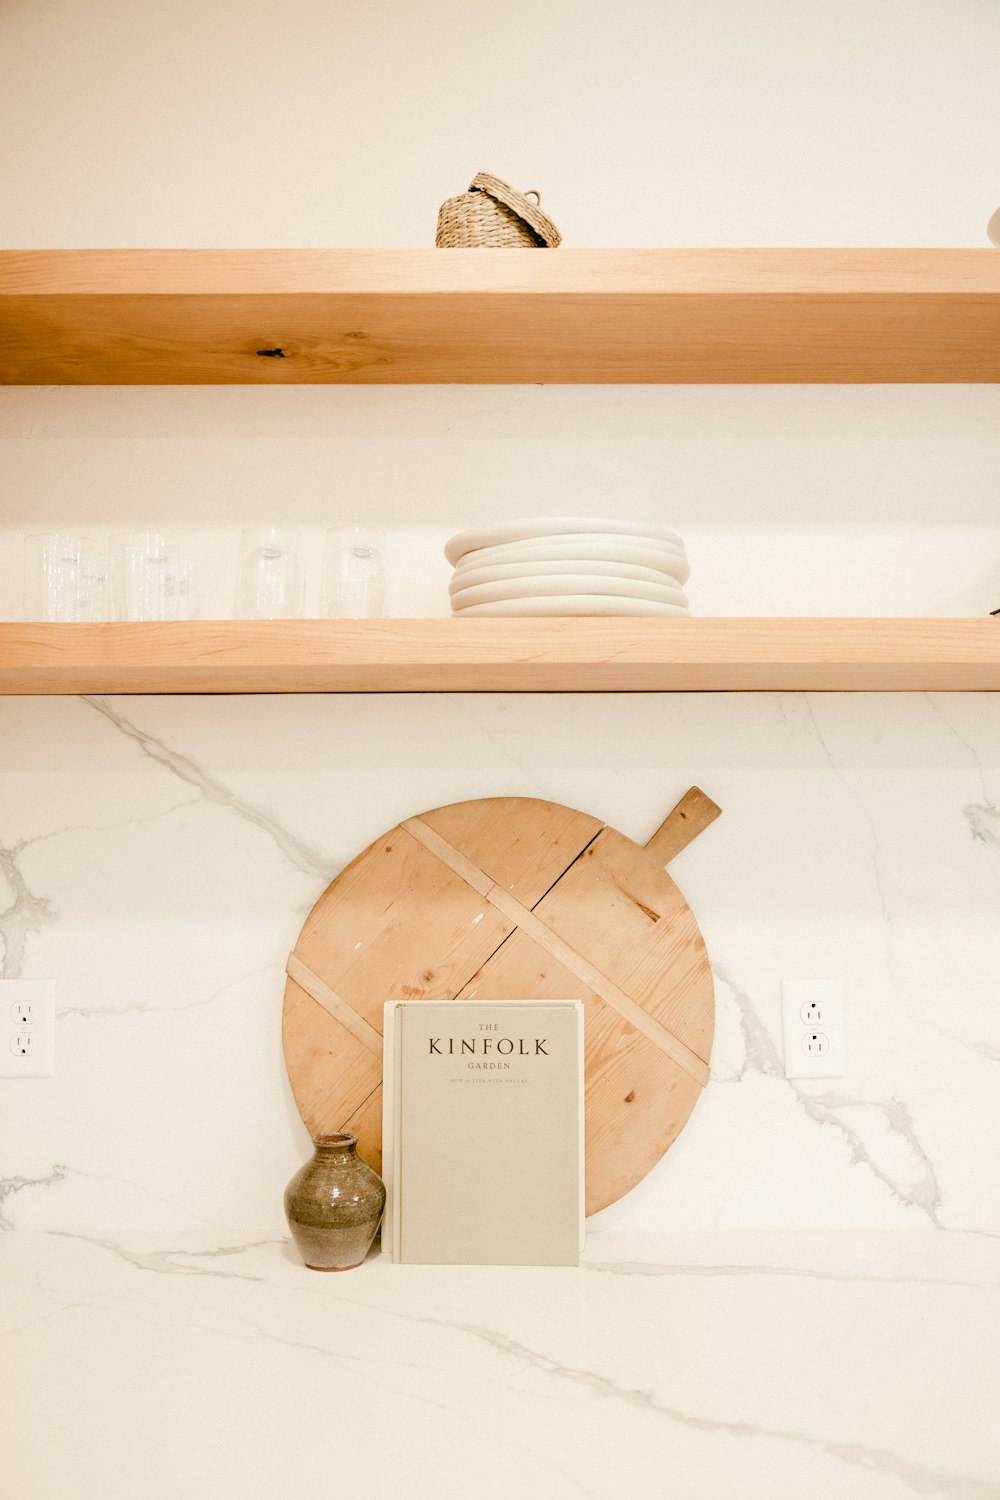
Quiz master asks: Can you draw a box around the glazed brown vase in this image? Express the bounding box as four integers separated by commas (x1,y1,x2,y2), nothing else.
284,1132,386,1272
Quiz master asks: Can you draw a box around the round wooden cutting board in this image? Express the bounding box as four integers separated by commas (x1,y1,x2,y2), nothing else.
282,786,720,1215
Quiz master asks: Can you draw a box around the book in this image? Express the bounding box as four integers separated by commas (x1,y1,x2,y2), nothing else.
382,999,584,1266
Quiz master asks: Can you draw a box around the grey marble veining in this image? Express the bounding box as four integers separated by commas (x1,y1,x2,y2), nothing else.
0,828,57,979
1,1231,997,1500
82,696,338,880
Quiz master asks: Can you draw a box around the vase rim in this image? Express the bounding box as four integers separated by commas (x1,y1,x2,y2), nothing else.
313,1131,357,1149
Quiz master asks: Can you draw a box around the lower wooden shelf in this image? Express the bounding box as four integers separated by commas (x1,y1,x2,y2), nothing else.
0,618,998,694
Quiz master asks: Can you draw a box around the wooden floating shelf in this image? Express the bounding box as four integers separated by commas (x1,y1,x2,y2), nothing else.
3,249,1000,384
1,619,998,694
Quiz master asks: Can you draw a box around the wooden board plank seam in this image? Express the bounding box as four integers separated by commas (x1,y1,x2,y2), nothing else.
286,952,383,1056
401,816,711,1087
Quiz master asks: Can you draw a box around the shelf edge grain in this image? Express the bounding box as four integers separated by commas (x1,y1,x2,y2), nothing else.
4,249,1000,383
1,618,998,694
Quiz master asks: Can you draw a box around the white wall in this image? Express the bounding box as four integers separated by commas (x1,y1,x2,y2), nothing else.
1,0,999,1238
3,0,1000,250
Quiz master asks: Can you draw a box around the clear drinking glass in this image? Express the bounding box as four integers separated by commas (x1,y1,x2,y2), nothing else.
164,558,198,621
235,527,305,619
79,551,110,621
322,526,386,618
110,532,174,621
23,533,102,621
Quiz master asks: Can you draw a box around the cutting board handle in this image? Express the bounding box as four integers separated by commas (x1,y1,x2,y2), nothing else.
645,786,721,866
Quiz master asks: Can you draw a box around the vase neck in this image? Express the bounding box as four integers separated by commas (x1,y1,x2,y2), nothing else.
313,1132,358,1164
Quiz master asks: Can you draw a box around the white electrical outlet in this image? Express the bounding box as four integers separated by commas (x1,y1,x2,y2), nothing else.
10,996,34,1025
0,980,55,1078
782,980,846,1079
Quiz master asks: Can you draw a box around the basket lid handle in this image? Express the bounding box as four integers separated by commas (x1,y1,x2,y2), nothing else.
469,172,562,246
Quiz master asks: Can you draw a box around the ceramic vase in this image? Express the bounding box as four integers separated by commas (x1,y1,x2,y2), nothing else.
284,1132,386,1271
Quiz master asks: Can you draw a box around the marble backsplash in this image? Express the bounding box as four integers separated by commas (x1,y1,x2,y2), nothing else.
1,686,998,1238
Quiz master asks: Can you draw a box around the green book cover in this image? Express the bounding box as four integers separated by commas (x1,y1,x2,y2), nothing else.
383,1000,584,1266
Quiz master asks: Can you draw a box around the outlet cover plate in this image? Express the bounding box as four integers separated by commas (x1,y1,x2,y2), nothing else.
0,980,55,1078
782,979,846,1080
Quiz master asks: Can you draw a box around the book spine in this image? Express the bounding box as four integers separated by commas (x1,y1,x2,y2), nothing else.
381,1001,397,1258
577,1003,586,1256
393,1004,403,1262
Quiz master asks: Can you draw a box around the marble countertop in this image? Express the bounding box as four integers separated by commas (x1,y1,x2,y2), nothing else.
1,1231,997,1500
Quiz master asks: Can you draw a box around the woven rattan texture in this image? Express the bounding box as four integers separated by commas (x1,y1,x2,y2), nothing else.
436,172,561,248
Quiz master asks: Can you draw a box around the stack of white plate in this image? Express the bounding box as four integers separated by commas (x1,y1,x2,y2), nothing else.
445,517,690,617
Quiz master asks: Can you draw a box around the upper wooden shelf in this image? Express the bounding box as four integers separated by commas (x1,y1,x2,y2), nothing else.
2,249,1000,384
1,619,997,693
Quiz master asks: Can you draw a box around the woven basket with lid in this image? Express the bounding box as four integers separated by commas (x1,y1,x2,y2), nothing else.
436,172,561,248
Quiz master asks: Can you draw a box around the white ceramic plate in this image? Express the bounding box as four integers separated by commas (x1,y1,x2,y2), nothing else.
449,556,689,595
451,595,690,617
452,535,690,583
450,574,689,609
444,516,685,565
